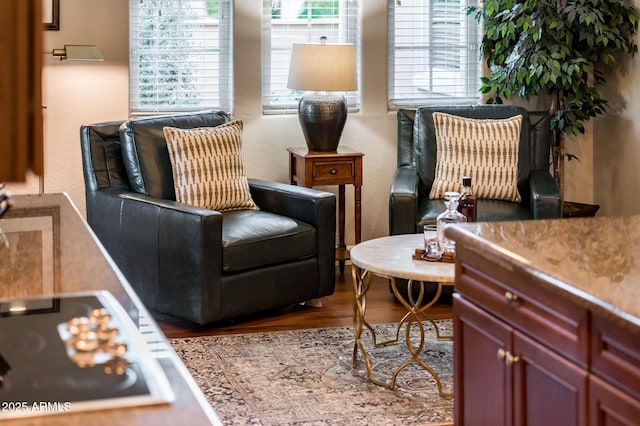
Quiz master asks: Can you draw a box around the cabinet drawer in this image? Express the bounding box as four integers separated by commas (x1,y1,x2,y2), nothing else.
312,161,355,183
591,315,640,400
589,375,640,426
456,259,589,366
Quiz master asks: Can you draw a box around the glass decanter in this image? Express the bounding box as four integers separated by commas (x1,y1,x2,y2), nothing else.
436,191,467,254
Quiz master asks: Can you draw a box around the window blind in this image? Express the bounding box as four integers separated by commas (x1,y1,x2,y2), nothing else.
130,0,233,114
262,0,361,114
388,0,481,108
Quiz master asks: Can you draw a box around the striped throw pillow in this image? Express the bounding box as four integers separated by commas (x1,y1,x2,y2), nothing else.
428,112,522,203
163,120,259,212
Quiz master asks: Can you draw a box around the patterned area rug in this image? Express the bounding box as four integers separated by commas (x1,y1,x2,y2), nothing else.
170,321,453,425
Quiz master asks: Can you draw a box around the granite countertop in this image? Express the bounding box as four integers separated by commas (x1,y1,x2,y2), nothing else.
445,216,640,333
0,193,221,425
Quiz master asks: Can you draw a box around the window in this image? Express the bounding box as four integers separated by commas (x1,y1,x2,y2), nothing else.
262,0,360,114
129,0,233,114
388,0,481,108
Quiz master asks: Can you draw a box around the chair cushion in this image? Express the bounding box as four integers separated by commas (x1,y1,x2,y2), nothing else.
80,121,129,192
417,198,532,230
120,109,231,199
221,210,317,273
429,112,522,202
410,106,531,201
163,120,259,212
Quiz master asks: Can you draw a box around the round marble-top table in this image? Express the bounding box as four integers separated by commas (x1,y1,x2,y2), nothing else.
349,233,454,397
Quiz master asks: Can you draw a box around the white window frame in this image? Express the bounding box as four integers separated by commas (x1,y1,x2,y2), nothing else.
388,0,482,109
129,0,233,115
262,0,361,114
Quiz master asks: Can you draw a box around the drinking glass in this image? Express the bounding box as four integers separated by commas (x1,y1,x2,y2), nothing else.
423,224,442,261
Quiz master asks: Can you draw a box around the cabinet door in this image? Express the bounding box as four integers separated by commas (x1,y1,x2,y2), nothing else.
589,375,640,426
512,331,588,426
454,294,512,426
0,0,43,182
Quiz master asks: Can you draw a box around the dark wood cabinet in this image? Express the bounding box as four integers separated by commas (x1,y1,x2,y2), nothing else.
453,243,638,426
454,295,587,426
0,0,43,182
454,295,510,426
588,314,640,426
512,330,587,426
590,315,640,402
589,375,640,426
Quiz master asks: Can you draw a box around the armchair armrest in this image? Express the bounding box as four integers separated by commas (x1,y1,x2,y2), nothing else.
86,189,224,324
389,166,419,235
248,178,336,294
528,170,562,219
248,178,335,226
119,192,224,322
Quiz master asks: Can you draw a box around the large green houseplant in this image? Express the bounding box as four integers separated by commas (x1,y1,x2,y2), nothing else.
471,0,639,198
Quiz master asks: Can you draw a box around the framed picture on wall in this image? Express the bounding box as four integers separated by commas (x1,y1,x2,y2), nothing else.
43,0,60,31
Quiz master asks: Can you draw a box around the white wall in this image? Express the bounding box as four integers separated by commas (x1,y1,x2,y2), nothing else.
594,0,640,216
10,0,639,246
9,0,130,212
233,0,396,243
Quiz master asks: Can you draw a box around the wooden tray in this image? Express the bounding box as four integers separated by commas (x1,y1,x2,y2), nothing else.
413,248,455,263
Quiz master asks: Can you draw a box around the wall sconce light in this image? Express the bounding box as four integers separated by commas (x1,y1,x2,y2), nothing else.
51,45,104,61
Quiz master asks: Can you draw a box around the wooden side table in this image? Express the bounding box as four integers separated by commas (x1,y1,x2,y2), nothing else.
287,146,364,273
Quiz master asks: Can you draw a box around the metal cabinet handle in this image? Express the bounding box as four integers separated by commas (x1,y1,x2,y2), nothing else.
329,168,337,174
497,348,506,361
505,291,518,304
497,348,520,366
505,352,520,366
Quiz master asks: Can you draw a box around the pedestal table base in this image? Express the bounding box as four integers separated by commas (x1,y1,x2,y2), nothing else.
351,265,453,397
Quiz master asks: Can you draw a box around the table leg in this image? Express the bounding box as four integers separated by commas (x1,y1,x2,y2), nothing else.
354,183,361,244
388,277,452,397
351,266,377,372
351,267,452,397
417,283,453,340
395,282,453,341
338,184,346,274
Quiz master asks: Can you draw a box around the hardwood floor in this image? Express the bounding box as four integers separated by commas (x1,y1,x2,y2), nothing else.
156,264,453,339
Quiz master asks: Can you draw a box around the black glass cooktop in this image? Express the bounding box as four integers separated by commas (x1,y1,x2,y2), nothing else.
0,292,173,419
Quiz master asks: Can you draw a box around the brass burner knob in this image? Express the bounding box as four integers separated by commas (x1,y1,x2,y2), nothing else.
106,341,127,357
89,308,111,326
73,331,99,352
70,351,96,368
96,325,118,342
103,357,129,375
67,317,91,335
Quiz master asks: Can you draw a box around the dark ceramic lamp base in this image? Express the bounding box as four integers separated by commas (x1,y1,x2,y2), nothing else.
298,93,347,152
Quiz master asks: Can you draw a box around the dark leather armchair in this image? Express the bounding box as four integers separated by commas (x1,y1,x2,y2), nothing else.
389,105,561,235
80,110,336,325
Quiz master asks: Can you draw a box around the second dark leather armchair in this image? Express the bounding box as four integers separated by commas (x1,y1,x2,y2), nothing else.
389,105,562,235
80,110,336,325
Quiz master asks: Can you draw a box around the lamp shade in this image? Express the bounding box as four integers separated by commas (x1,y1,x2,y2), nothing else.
287,43,357,92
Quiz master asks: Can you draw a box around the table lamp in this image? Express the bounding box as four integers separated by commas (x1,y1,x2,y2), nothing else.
287,38,357,152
